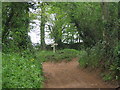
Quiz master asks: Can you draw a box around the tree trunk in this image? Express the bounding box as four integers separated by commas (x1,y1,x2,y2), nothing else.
40,3,46,50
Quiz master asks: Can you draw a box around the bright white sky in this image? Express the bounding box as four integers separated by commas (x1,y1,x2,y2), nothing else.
28,7,54,45
28,19,54,45
28,19,83,45
28,6,83,45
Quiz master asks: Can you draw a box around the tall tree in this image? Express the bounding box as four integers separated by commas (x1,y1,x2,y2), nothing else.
2,2,32,52
40,3,46,50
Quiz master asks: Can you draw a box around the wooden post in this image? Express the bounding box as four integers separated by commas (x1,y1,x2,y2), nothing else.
51,43,58,53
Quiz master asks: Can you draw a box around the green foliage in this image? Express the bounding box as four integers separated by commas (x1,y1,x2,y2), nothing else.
109,43,120,81
0,52,1,90
101,73,113,81
79,44,103,68
78,42,120,81
2,2,32,52
37,49,80,62
78,50,89,68
2,53,44,88
2,2,119,85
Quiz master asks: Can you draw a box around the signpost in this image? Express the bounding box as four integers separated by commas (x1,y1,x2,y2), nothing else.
51,43,58,53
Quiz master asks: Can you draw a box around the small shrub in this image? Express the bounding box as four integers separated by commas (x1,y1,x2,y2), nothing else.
78,50,89,68
101,73,113,81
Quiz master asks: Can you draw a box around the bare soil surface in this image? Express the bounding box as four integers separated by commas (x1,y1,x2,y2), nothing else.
43,58,117,88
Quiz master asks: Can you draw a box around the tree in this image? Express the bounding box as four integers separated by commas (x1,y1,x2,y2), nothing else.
39,2,47,50
2,2,32,52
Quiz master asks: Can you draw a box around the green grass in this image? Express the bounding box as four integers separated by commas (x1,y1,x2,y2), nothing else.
2,53,44,88
37,49,80,62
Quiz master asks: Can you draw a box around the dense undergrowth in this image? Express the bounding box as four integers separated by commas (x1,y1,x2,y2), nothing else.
2,47,119,88
2,51,44,88
37,49,80,62
78,43,120,82
2,49,80,88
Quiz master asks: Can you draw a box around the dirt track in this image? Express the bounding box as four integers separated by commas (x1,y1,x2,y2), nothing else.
43,58,117,88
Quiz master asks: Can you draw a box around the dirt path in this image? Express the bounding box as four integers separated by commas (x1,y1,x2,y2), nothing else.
43,58,117,88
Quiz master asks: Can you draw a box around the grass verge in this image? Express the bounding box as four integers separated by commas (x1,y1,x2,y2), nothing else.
37,49,80,62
